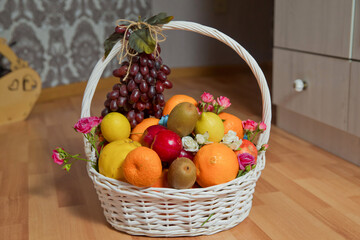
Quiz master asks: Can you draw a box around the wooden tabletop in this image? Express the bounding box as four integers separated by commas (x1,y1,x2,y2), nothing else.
1,73,360,240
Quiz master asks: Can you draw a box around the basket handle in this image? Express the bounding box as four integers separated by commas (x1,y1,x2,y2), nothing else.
81,21,271,146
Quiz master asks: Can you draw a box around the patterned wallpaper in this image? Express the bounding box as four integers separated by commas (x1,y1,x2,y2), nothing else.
0,0,152,88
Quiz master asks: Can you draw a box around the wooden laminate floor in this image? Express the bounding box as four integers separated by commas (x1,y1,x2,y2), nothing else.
1,71,360,240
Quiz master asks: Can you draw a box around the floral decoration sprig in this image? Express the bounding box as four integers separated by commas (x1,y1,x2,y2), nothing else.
51,116,102,172
52,147,91,172
237,153,256,177
242,119,267,143
197,92,231,114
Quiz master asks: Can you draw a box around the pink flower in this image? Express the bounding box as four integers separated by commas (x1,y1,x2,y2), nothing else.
263,144,269,150
242,119,258,132
206,104,214,112
74,116,102,134
52,149,64,165
196,107,201,115
237,153,255,170
258,122,267,131
217,96,231,108
201,92,214,103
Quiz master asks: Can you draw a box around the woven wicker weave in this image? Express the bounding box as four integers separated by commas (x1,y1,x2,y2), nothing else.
81,21,271,237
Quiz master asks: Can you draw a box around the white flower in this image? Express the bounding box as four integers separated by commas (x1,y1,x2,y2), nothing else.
182,136,199,152
227,139,242,150
222,130,237,144
221,130,242,150
195,131,212,145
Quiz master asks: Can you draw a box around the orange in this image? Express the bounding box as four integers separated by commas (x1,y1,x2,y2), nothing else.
151,169,169,188
130,118,159,142
219,112,244,139
123,147,162,187
235,139,258,163
193,143,239,188
163,94,197,116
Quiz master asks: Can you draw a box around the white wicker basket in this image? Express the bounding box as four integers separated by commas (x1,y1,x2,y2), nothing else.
81,21,272,237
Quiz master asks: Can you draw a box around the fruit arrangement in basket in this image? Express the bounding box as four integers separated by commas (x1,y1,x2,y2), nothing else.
51,13,269,190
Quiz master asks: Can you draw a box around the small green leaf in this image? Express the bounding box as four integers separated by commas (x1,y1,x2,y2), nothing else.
146,12,174,25
236,170,245,178
128,28,156,54
104,32,123,58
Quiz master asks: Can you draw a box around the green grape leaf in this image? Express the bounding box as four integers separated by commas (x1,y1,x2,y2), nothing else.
103,32,123,58
128,28,156,54
146,12,174,25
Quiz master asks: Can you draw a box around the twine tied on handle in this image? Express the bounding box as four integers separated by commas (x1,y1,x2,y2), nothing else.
115,18,167,63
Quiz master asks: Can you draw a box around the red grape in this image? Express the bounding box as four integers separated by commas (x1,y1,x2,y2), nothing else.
147,53,155,60
129,88,140,103
129,119,137,128
117,97,127,107
140,65,149,75
161,65,171,75
147,85,156,98
136,102,145,111
119,84,128,96
147,59,154,68
113,83,121,90
150,68,157,78
109,90,119,100
129,63,139,76
140,93,149,102
135,111,144,122
163,80,173,89
154,61,161,70
140,56,148,66
115,25,126,34
127,80,136,92
155,81,164,93
110,100,118,111
139,80,149,93
101,108,109,117
157,71,167,82
127,110,136,121
134,72,142,84
104,99,111,107
146,76,155,85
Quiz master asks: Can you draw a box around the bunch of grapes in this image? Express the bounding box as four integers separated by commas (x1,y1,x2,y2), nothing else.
101,45,173,128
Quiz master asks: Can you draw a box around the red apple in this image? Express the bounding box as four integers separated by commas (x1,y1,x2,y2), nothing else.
179,149,195,160
151,130,182,163
141,125,166,147
234,139,258,163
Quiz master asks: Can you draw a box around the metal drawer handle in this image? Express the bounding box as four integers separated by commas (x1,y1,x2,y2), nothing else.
293,79,308,92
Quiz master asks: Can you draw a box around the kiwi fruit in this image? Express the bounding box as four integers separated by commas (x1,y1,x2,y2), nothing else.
167,102,199,137
168,157,197,189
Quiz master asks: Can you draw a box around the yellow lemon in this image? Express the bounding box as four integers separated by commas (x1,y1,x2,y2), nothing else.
101,112,131,142
195,112,225,142
98,139,141,181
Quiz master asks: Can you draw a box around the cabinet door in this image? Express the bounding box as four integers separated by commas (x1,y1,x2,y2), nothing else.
352,0,360,60
274,0,353,58
273,48,350,131
348,61,360,136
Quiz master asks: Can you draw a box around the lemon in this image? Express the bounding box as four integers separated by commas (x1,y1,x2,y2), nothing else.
101,112,131,142
195,112,225,142
98,139,141,180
